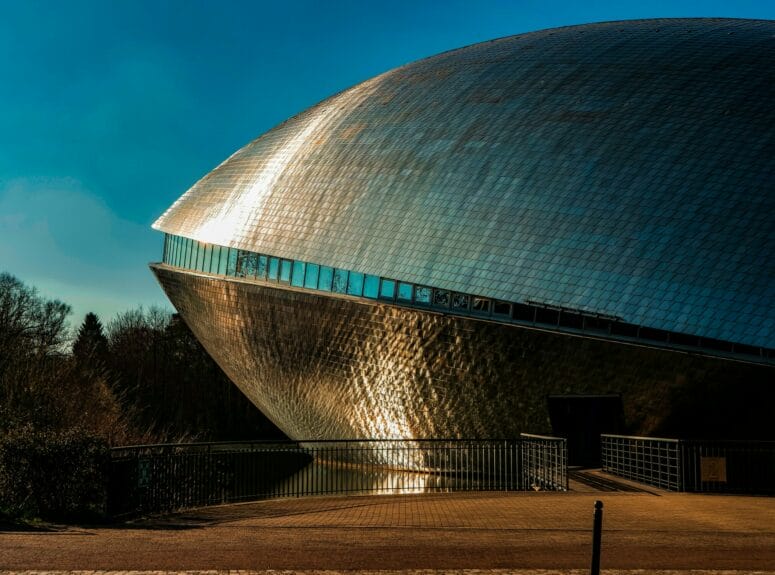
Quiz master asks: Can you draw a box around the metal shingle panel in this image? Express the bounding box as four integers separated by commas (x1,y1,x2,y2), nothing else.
154,19,775,348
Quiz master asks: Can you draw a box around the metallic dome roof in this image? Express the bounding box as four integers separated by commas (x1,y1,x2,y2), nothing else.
154,18,775,348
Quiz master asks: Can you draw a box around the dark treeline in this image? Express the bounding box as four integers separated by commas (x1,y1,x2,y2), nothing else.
0,272,284,446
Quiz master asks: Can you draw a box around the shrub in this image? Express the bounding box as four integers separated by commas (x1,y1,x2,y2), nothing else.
0,427,110,521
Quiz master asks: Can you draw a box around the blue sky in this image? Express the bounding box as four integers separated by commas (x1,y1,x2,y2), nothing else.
1,0,773,327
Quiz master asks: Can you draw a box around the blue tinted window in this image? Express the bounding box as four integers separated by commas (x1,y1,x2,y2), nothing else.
364,275,379,298
166,234,170,264
279,259,292,283
173,237,180,266
397,282,413,301
347,272,364,296
217,246,228,275
212,245,222,274
333,269,348,293
318,266,333,291
380,279,396,299
203,244,213,272
189,242,196,269
304,263,320,289
226,248,238,276
291,261,306,287
210,244,217,272
184,238,193,268
176,238,183,267
256,255,268,279
168,235,176,265
195,242,205,271
210,245,221,273
268,257,279,280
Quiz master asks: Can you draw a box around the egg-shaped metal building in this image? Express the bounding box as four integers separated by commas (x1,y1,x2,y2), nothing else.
152,19,775,447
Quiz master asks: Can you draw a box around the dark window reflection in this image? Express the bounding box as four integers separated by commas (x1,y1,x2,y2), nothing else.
472,297,490,314
493,301,511,316
415,286,432,304
452,293,470,310
237,251,257,278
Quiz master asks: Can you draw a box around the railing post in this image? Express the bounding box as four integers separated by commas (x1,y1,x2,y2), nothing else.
590,499,604,575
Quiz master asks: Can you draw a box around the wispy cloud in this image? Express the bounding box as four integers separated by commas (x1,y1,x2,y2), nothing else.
0,177,170,326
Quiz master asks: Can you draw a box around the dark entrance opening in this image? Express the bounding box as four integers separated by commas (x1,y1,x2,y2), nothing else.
548,394,625,467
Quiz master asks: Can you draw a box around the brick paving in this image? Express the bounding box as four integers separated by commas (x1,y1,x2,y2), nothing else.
1,492,774,572
3,571,775,575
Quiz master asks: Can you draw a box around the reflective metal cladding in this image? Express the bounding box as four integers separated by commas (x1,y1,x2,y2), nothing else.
152,19,775,441
155,18,774,349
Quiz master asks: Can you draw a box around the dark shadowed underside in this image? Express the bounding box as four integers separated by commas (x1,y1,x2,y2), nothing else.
153,266,774,440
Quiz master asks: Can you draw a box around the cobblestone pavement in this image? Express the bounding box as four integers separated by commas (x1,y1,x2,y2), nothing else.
2,571,775,575
1,492,774,572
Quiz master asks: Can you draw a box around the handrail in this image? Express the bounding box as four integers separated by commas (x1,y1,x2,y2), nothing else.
601,434,775,494
107,436,568,516
601,433,679,443
111,437,528,452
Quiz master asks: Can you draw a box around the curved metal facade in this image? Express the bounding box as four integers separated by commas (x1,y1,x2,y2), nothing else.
154,18,775,349
152,265,775,440
152,19,775,442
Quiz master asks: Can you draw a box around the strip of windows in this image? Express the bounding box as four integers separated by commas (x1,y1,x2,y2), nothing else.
160,233,774,363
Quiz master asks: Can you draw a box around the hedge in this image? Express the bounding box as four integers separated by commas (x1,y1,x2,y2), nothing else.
0,428,110,521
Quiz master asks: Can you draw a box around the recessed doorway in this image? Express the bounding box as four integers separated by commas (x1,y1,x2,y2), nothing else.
547,394,625,467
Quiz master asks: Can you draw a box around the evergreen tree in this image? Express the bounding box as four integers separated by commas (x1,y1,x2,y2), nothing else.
72,312,108,368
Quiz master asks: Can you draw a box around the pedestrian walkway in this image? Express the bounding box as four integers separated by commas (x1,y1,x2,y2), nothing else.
2,491,774,572
568,468,663,492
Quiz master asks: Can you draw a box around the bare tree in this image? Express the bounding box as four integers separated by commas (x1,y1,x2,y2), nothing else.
0,273,71,425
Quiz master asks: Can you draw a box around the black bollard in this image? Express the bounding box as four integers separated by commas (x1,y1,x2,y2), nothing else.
590,500,604,575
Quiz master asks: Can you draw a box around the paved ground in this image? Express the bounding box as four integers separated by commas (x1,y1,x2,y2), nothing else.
1,491,774,573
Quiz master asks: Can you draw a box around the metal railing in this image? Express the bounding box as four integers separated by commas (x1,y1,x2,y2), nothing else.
108,437,567,516
601,434,681,491
601,434,775,494
681,439,775,494
520,433,568,491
